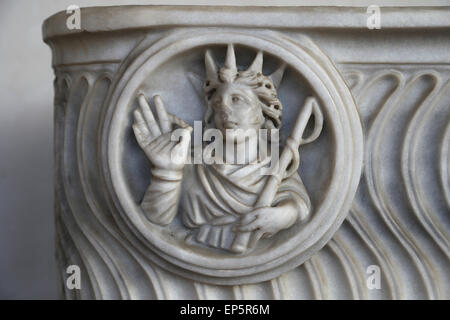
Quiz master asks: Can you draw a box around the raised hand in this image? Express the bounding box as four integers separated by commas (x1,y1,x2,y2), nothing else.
132,94,192,172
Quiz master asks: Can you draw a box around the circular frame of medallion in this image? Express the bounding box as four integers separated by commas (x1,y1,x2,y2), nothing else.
104,29,363,285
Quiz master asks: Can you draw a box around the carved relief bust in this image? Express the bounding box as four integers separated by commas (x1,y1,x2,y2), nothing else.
133,44,322,254
43,6,450,299
103,30,362,284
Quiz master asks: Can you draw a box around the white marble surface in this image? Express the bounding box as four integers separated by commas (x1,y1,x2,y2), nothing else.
0,1,449,299
41,5,450,299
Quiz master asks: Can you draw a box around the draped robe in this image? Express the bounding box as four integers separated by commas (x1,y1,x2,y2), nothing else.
141,152,311,251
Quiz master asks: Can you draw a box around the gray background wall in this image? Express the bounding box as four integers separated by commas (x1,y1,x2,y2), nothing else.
0,0,447,299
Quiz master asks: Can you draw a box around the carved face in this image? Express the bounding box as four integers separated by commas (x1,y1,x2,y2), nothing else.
210,82,265,140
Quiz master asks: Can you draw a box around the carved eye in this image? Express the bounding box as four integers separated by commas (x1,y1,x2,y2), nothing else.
232,96,242,103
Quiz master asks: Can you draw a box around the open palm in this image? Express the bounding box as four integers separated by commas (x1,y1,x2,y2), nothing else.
132,94,192,171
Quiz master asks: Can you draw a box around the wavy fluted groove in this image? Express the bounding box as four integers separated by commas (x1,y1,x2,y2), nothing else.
441,123,450,208
401,78,450,253
61,75,124,299
366,74,435,298
56,72,162,299
75,75,158,300
53,64,450,300
341,66,450,299
347,211,399,299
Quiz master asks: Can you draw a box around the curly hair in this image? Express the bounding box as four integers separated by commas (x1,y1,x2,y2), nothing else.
202,46,284,131
203,69,282,130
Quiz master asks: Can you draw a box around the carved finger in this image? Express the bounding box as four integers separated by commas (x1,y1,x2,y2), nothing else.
240,212,259,226
171,128,191,156
238,220,261,232
169,114,190,129
133,109,149,132
177,128,192,149
248,230,265,248
132,124,151,147
138,93,162,136
154,95,172,134
133,110,152,143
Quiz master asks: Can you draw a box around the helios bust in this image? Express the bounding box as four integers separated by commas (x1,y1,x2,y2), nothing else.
132,45,322,253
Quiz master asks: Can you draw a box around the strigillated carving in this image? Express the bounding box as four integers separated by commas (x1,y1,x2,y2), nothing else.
42,6,450,299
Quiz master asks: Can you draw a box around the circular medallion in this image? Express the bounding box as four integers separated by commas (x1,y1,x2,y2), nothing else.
103,29,363,285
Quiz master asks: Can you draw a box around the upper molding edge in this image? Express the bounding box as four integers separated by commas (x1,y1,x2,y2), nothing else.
42,5,450,41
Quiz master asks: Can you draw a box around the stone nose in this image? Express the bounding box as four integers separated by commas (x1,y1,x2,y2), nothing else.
218,103,233,119
219,99,232,111
221,109,235,122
